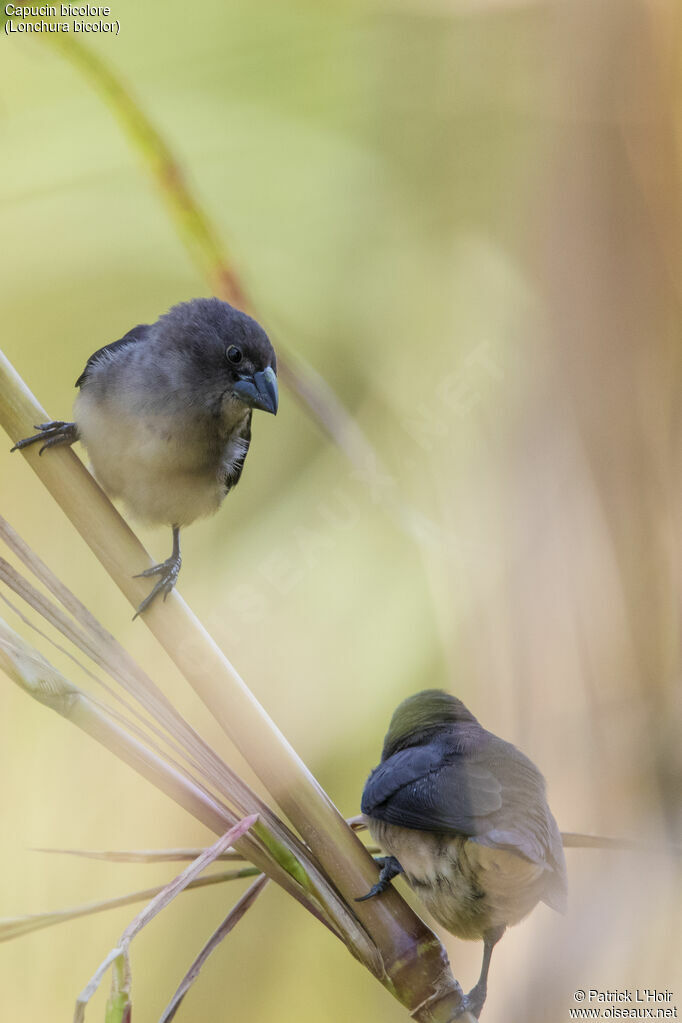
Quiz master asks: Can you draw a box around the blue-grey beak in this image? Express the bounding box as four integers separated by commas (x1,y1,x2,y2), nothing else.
233,366,278,415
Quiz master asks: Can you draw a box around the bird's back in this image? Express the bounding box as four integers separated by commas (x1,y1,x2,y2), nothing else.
363,720,567,937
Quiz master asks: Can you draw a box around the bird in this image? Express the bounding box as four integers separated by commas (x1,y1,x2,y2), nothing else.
358,689,567,1019
11,297,278,616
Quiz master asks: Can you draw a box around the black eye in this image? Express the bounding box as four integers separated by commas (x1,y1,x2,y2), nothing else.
227,345,243,365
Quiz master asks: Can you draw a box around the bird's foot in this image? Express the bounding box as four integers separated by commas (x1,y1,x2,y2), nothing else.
11,421,79,455
456,982,487,1020
133,551,182,618
355,856,404,902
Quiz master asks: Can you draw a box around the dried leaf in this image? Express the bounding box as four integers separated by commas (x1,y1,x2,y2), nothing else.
0,869,259,944
561,831,682,855
73,817,258,1023
33,846,249,864
159,875,268,1023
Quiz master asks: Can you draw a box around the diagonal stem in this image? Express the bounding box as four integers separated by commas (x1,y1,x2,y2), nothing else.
0,351,467,1017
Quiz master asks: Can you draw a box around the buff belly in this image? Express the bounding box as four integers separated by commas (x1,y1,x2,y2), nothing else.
367,819,548,940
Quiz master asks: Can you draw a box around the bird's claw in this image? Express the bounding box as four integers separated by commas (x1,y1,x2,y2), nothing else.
355,882,385,903
456,984,486,1019
11,421,78,455
355,855,403,902
133,554,182,618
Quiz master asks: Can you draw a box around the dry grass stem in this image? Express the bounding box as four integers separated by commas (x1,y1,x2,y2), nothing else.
0,618,334,930
72,816,258,1023
0,867,260,944
0,515,369,942
159,874,269,1023
0,350,448,988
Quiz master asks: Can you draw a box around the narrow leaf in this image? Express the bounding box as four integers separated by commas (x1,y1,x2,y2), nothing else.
119,816,258,946
74,948,123,1023
561,831,682,855
73,817,258,1022
33,846,249,864
159,874,268,1023
0,869,260,944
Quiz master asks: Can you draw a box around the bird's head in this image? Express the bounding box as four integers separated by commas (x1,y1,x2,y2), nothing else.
381,689,477,759
158,298,278,416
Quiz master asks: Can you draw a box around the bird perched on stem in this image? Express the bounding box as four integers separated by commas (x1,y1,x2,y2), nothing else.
12,298,278,616
358,690,567,1019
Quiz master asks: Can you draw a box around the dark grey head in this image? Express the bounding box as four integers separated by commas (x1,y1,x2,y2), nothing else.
154,297,278,416
381,689,478,760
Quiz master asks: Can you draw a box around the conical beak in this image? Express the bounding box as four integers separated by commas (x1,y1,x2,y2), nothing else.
233,366,279,415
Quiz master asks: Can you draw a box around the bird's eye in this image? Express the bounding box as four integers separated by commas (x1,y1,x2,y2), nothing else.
226,345,243,365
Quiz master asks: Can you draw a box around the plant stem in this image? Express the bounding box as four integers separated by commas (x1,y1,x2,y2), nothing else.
0,351,469,1018
0,617,310,914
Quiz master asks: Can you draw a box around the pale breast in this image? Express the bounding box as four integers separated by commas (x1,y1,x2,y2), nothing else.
74,389,227,526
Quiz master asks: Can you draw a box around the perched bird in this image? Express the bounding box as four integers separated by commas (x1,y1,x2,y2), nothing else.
358,690,567,1018
12,298,278,616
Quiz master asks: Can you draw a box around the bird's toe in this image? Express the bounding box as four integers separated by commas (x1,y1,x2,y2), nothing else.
458,984,487,1019
133,555,181,617
355,883,384,903
11,420,78,454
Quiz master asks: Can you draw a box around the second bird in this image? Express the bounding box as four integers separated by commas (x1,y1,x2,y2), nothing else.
359,690,567,1019
12,298,278,615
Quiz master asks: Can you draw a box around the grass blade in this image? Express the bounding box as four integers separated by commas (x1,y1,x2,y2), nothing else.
0,869,260,944
159,874,269,1023
73,817,258,1023
32,847,250,864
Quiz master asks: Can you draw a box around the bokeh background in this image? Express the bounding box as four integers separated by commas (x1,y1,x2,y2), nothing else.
1,0,681,1020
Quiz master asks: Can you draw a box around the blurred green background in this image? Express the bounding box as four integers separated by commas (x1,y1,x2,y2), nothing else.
1,0,681,1020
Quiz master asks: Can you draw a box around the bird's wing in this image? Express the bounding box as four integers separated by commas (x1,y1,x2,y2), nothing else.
537,811,568,912
362,744,503,836
363,739,565,872
75,324,151,388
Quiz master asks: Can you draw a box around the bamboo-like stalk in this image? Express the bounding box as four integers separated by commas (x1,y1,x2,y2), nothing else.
0,618,314,919
0,517,357,914
1,512,366,911
0,353,470,1021
0,522,377,959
